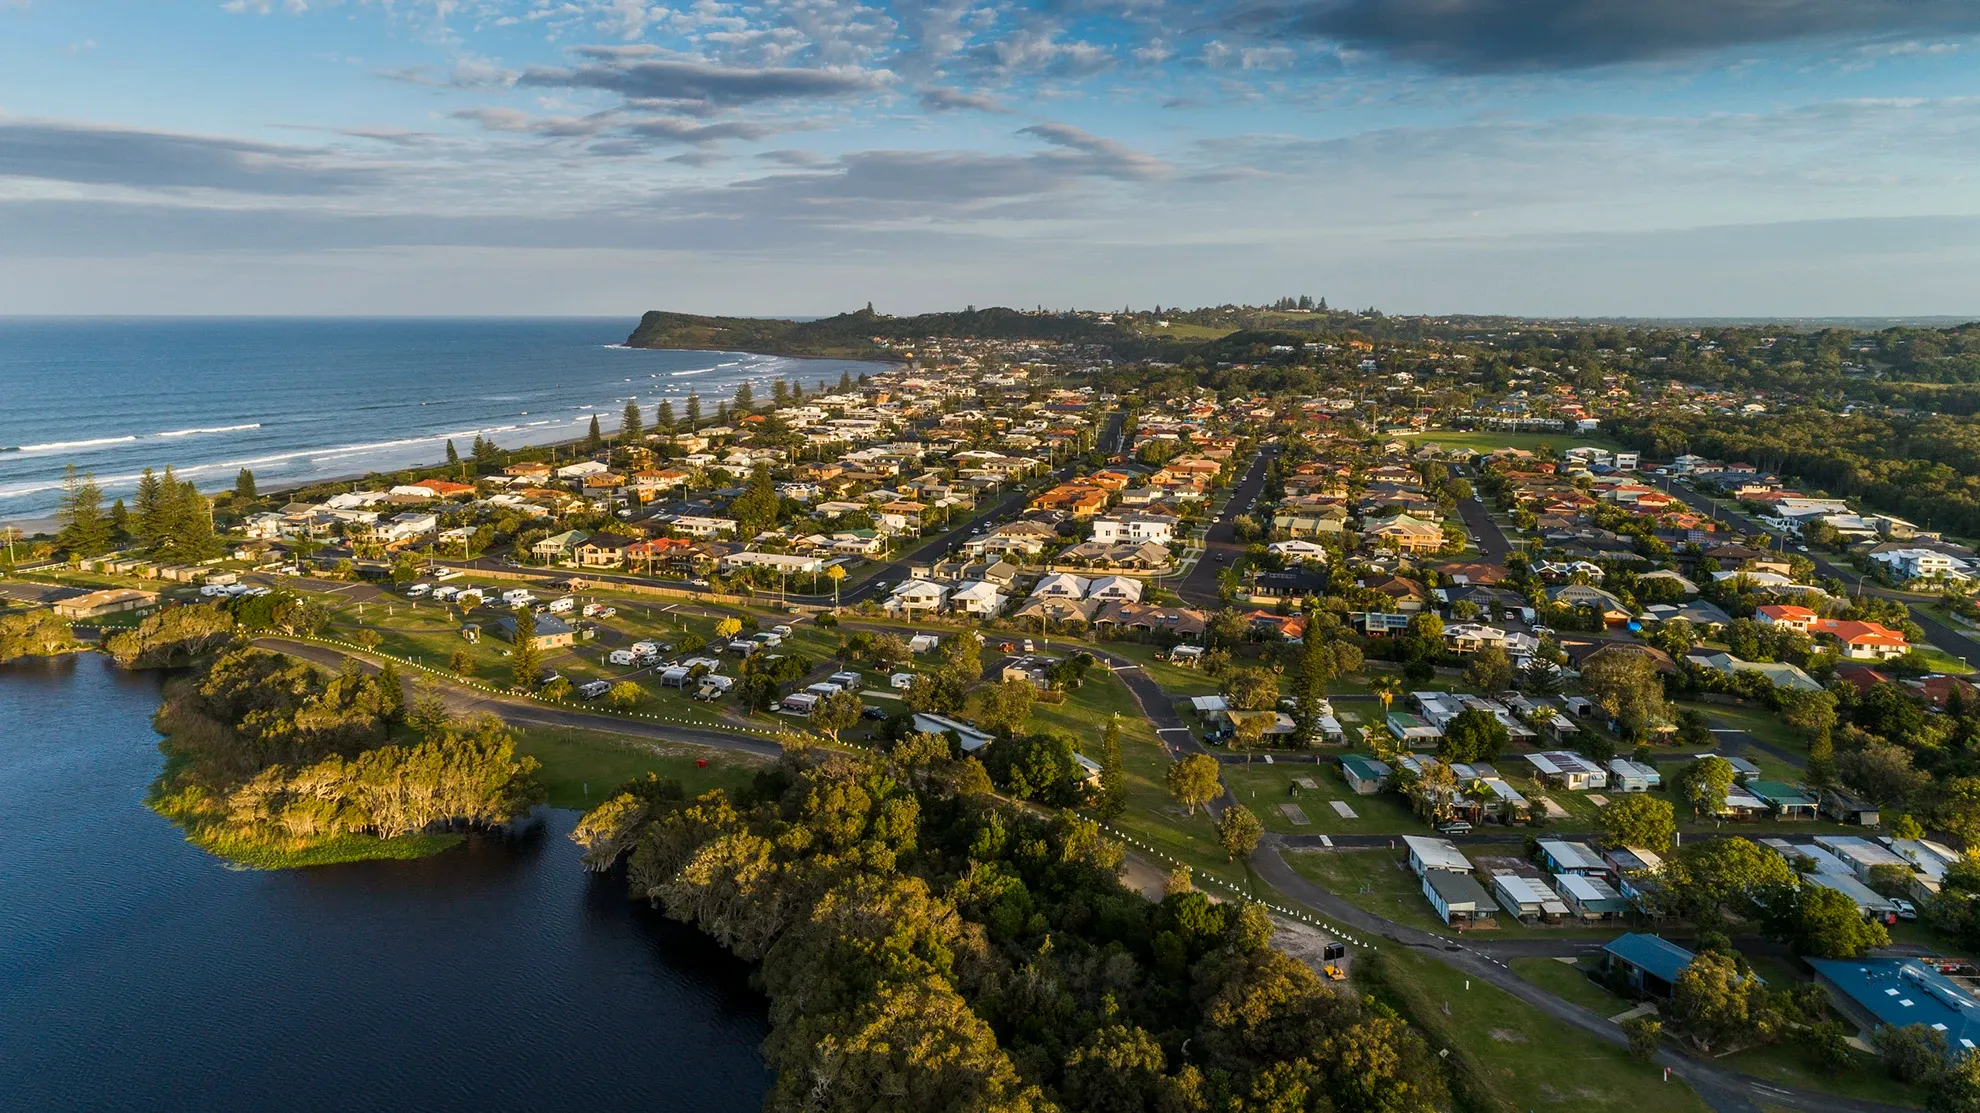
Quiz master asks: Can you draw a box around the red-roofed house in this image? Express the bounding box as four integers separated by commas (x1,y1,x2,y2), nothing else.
1833,664,1891,695
412,478,477,498
1755,604,1818,634
1810,618,1909,660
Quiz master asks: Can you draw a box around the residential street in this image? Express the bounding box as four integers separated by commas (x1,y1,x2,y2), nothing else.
1655,474,1980,665
1174,447,1275,606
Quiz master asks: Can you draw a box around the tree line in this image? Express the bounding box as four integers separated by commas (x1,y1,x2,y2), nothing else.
574,739,1446,1113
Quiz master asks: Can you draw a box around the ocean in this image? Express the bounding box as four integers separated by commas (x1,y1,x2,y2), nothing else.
0,318,883,522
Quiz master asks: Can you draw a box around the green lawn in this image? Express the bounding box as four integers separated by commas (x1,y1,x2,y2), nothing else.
1358,946,1711,1113
1402,429,1628,455
513,725,771,810
1724,1041,1925,1107
1510,957,1632,1017
1222,761,1423,834
1286,848,1630,940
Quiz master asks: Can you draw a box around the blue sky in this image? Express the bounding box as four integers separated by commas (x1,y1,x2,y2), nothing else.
2,0,1979,317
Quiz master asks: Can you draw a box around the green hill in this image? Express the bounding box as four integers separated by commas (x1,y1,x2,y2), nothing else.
624,305,1132,359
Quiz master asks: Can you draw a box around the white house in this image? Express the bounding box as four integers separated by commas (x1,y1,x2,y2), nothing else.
1091,514,1176,547
1086,575,1143,603
949,580,1008,617
557,460,609,479
887,579,950,614
1031,572,1090,600
672,515,739,538
720,551,824,575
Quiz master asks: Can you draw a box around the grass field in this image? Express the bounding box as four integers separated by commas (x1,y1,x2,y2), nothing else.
1399,429,1628,455
1357,946,1711,1113
512,726,772,810
1222,761,1423,834
1286,848,1630,940
1510,957,1632,1017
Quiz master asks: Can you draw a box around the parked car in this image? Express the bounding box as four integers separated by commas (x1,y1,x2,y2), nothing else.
1891,898,1919,920
1436,820,1473,836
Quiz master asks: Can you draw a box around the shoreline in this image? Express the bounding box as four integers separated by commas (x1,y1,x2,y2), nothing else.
2,343,892,534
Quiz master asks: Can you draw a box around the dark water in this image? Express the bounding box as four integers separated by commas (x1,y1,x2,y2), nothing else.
0,656,771,1112
0,317,884,518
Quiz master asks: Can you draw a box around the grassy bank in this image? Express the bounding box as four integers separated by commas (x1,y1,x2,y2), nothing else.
1356,946,1710,1113
513,725,770,810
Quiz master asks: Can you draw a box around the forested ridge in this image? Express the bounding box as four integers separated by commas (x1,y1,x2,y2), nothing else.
625,306,1129,358
574,738,1445,1113
1607,406,1980,538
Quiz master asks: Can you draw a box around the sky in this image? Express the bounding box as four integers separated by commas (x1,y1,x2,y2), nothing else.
1,0,1979,318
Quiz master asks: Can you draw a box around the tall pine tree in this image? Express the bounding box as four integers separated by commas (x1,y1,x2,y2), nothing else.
585,415,603,453
656,399,676,437
685,391,701,428
621,401,643,444
55,465,111,557
134,467,165,549
235,468,257,501
445,439,460,466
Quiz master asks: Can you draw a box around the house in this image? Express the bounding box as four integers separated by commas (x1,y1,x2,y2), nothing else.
1423,870,1498,927
1747,780,1819,819
1686,651,1824,692
1606,758,1662,792
1086,575,1144,604
1031,572,1091,600
1536,839,1608,876
1553,872,1629,919
1363,514,1445,553
1386,712,1442,747
1603,934,1696,999
1755,603,1818,633
532,529,589,563
1091,514,1176,546
1492,874,1568,923
1403,835,1472,877
887,580,950,615
911,712,994,754
574,533,638,569
948,580,1009,617
729,551,827,577
1820,789,1881,827
1522,751,1609,790
52,588,159,619
1094,602,1209,641
671,515,740,538
1810,959,1980,1059
1340,754,1392,795
494,612,576,650
1547,584,1632,624
1809,618,1909,661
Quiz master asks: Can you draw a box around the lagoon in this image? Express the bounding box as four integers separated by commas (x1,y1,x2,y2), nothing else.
0,655,770,1112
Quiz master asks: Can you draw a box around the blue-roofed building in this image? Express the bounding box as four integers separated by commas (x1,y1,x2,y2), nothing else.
1602,933,1697,999
1810,959,1980,1058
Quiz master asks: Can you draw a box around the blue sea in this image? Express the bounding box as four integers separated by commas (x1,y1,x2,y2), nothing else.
0,318,882,522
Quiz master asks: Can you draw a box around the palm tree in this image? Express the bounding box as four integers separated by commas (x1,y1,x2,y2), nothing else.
826,563,846,612
1373,675,1402,716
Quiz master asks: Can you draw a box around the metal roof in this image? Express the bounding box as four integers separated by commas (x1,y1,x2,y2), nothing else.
1810,959,1980,1055
1603,933,1696,984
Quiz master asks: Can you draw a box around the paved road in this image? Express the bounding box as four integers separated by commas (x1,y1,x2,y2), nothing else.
1255,845,1912,1113
1175,448,1276,606
1656,475,1980,668
1449,463,1515,561
257,637,786,759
